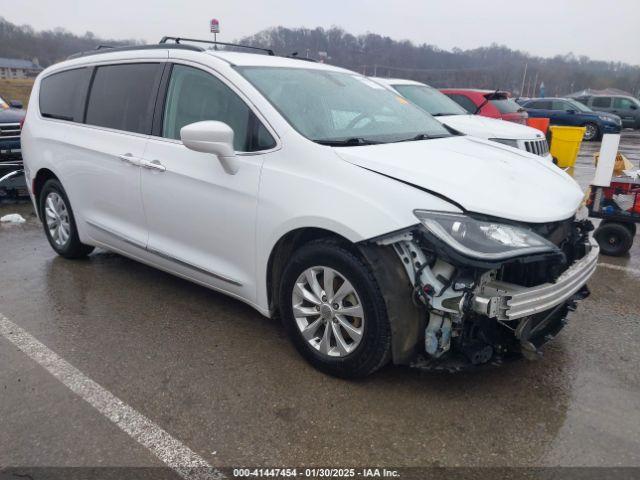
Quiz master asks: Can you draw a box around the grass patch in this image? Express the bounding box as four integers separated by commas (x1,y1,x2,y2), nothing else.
0,79,35,108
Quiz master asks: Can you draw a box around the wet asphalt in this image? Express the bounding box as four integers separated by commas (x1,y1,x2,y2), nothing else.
0,131,639,472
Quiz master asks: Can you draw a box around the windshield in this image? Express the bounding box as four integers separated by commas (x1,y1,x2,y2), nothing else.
237,67,451,144
566,99,593,112
393,84,467,116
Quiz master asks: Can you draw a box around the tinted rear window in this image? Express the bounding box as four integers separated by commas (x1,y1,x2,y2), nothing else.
592,97,612,108
39,68,90,122
489,98,522,113
85,63,161,134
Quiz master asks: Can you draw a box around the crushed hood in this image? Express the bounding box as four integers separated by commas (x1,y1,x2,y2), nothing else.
334,136,584,224
439,114,544,140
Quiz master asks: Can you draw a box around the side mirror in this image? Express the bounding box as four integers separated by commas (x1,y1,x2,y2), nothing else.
630,104,638,110
180,121,239,175
566,109,576,114
9,100,23,109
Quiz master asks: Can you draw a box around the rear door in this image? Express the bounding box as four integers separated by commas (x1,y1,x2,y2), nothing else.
140,62,278,299
67,61,163,251
591,96,613,114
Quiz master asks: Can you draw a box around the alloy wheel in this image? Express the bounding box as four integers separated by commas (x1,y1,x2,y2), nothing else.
44,192,71,247
584,124,597,141
291,266,365,357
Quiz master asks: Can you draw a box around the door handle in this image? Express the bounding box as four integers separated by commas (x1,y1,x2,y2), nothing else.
140,159,166,172
118,153,142,166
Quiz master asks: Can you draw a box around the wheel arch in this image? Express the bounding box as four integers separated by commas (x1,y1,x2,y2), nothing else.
32,167,60,217
266,227,360,318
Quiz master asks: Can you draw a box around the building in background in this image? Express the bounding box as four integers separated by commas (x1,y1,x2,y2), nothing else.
0,58,43,79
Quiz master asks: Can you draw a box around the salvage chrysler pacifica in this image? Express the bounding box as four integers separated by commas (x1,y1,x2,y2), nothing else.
21,39,598,377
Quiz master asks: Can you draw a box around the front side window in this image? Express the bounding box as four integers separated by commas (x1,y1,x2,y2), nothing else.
40,68,90,122
162,65,275,152
592,97,612,108
552,100,572,111
393,84,468,116
238,67,451,145
85,63,161,134
613,97,637,109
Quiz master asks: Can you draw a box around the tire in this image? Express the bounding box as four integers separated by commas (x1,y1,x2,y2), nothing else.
39,179,94,259
601,219,636,237
279,239,391,378
594,222,633,256
583,122,600,141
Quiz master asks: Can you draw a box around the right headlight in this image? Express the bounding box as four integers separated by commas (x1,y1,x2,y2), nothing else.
414,210,558,261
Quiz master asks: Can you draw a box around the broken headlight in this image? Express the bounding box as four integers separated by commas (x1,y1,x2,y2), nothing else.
414,210,558,261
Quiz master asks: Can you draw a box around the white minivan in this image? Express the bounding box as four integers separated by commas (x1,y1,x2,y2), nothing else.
22,39,598,377
371,77,553,161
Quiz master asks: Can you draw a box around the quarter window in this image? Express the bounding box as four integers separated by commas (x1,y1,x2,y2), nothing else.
39,68,90,122
85,63,161,134
445,94,477,113
592,97,612,108
162,65,275,152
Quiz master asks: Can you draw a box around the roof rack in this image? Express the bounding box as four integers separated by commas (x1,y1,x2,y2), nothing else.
67,43,204,60
160,36,275,56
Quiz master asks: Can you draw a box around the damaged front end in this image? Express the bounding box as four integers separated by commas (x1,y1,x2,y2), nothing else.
362,211,598,370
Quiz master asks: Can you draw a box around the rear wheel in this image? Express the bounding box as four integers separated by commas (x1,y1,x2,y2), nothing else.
279,240,391,378
39,179,94,259
583,122,600,141
594,222,633,256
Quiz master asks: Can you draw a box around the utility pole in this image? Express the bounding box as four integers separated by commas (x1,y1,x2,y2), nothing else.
520,62,528,97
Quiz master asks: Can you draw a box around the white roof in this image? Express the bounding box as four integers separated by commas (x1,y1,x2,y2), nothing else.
370,77,430,87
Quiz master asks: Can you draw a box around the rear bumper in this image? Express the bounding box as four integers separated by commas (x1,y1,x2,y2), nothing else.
472,238,599,321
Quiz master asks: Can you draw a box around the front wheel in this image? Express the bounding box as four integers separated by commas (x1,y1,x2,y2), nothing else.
583,122,600,141
279,240,391,378
39,179,94,259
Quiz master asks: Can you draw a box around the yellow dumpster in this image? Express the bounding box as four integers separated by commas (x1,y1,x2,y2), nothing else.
549,126,586,168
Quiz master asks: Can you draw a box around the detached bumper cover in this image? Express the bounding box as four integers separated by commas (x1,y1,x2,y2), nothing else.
472,239,599,321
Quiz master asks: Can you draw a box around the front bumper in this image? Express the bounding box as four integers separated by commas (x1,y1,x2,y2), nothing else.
472,238,599,321
602,124,622,134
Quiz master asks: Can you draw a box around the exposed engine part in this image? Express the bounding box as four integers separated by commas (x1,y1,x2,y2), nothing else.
424,311,452,357
381,232,465,313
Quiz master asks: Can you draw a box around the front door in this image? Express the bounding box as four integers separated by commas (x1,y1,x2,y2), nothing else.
140,63,278,300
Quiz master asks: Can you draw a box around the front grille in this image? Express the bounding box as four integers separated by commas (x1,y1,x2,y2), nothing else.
522,138,549,157
0,123,21,140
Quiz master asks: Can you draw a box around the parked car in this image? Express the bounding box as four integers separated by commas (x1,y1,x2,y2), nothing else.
440,89,528,124
372,78,551,160
574,95,640,130
517,97,622,141
22,40,597,377
0,94,26,197
0,94,25,160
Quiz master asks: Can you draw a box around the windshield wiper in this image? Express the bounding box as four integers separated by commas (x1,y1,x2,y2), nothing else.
314,137,383,146
393,133,450,143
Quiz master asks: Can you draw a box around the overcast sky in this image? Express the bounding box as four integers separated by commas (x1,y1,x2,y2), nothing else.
2,0,640,65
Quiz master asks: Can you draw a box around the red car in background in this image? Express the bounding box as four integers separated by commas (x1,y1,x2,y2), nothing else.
440,89,528,125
